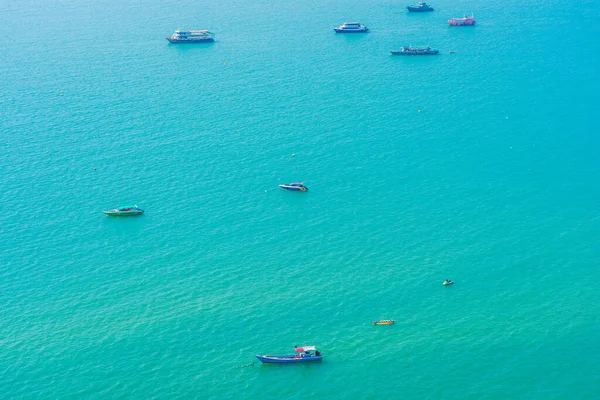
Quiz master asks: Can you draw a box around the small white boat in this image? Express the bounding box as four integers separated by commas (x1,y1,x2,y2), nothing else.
334,22,368,33
103,205,144,216
166,29,215,43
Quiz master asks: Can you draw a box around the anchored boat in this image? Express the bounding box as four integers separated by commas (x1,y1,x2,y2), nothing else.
448,15,476,26
407,2,434,12
373,320,395,325
166,29,215,43
279,182,308,191
103,205,144,216
334,22,369,33
256,346,323,363
391,46,439,55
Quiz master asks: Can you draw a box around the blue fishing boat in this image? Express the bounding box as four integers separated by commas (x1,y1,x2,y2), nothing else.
407,2,434,12
256,346,323,364
279,182,308,192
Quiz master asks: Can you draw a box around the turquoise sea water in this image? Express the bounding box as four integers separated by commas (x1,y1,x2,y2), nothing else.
1,0,599,398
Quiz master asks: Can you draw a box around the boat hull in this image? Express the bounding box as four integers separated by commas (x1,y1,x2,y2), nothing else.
334,28,368,33
407,7,434,12
391,50,439,55
103,210,144,216
166,38,215,43
279,185,308,191
256,355,323,363
448,22,475,26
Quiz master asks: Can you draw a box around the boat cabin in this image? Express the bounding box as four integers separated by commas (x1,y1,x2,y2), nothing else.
294,346,321,357
171,29,214,39
402,46,430,51
118,205,139,211
342,22,363,28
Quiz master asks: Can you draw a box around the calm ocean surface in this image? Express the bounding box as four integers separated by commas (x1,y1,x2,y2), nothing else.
1,0,599,398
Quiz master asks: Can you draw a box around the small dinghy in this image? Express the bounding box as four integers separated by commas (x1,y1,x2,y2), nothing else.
443,279,454,286
373,320,395,325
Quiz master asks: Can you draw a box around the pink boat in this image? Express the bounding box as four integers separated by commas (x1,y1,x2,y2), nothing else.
448,14,476,26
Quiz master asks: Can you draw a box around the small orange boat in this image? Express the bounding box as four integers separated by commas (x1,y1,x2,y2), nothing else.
373,320,395,325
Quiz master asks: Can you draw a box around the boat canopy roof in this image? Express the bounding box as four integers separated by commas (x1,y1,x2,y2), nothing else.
295,346,317,352
289,182,304,186
174,29,213,35
118,205,138,210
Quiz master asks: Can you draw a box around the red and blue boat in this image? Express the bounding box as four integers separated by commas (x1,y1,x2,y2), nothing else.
279,182,308,191
256,346,323,363
448,15,476,26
